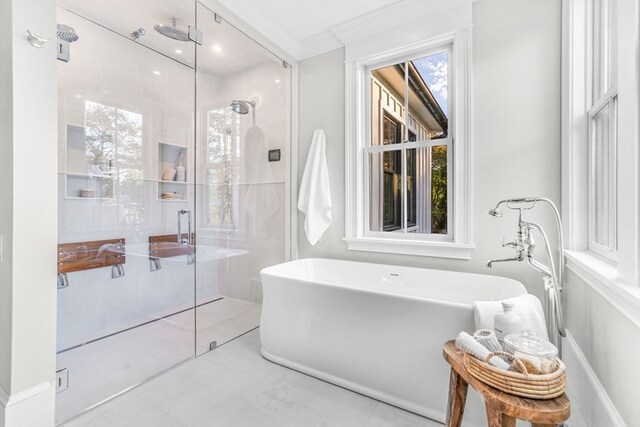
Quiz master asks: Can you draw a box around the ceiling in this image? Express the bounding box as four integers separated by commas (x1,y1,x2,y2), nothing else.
221,0,397,41
218,0,404,59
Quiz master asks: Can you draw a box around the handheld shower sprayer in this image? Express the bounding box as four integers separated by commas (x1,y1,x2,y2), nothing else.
486,197,566,350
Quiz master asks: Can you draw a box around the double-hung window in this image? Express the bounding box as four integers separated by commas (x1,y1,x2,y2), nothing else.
368,49,451,237
563,0,639,292
343,6,473,259
587,0,618,260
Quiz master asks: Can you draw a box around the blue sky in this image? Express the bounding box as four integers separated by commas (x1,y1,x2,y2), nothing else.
413,51,448,117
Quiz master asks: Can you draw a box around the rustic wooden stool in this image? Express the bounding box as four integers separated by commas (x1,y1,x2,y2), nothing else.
442,340,570,427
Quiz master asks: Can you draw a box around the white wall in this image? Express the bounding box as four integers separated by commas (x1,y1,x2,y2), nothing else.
565,269,639,426
0,0,58,425
298,2,640,425
298,0,562,301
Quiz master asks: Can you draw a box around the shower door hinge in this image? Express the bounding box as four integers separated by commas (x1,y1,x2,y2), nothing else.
214,13,223,24
188,26,203,45
57,273,69,289
56,368,69,393
209,341,217,351
283,60,289,68
57,39,70,62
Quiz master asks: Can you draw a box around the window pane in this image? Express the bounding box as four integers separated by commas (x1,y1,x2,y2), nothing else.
370,150,403,232
206,107,240,227
369,146,448,235
430,145,448,234
411,51,448,139
370,50,449,145
592,103,610,247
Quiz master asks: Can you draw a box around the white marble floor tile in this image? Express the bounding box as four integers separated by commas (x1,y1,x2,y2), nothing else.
365,403,442,427
64,395,186,427
195,298,262,355
63,329,439,427
248,368,379,427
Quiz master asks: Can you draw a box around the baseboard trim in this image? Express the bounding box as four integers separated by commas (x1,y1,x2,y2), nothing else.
564,330,627,427
0,382,51,408
0,382,54,427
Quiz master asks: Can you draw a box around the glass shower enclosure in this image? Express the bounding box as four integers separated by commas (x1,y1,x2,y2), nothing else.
55,1,291,422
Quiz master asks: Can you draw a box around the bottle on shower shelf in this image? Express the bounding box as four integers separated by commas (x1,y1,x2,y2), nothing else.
175,148,186,182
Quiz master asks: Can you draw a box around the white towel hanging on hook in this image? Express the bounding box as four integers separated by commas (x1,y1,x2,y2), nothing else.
298,130,332,245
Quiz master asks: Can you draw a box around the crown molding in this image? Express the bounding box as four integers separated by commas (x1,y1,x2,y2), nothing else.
299,31,342,60
217,0,302,59
329,0,459,46
219,0,473,61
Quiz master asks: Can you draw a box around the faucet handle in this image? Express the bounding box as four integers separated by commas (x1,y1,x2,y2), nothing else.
502,236,518,249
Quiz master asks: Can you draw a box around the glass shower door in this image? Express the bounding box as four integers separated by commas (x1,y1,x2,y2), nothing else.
56,4,197,422
194,3,292,355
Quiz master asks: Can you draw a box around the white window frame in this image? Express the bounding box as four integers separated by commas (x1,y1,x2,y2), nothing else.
562,0,640,316
365,43,453,239
344,28,474,259
587,0,618,261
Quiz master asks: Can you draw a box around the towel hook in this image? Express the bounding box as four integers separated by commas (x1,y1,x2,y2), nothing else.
26,30,49,48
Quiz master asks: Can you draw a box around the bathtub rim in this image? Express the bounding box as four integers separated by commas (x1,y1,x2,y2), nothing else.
260,257,528,308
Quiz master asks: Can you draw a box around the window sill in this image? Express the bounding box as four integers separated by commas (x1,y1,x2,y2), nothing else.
564,250,640,325
343,236,475,259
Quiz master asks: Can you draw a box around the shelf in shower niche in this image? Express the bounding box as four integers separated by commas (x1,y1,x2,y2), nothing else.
58,238,126,274
65,172,115,199
157,142,189,201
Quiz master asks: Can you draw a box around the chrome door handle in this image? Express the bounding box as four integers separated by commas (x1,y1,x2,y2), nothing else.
177,209,191,245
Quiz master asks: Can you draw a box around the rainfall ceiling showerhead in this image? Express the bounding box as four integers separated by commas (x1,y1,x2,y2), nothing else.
57,24,79,42
154,18,190,42
230,100,255,115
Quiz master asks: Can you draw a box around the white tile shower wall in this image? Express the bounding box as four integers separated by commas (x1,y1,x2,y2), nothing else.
195,59,289,305
56,7,201,352
57,8,290,352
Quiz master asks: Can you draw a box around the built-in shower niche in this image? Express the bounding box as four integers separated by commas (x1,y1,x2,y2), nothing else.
64,124,115,199
157,142,189,201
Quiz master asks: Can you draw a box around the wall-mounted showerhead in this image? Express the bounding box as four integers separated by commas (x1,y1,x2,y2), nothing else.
230,100,255,115
154,18,189,42
57,24,79,42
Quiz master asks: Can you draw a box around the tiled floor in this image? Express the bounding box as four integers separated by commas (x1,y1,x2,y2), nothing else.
56,297,262,423
62,329,440,427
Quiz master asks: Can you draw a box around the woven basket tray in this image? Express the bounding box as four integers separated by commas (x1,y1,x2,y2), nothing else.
463,351,566,399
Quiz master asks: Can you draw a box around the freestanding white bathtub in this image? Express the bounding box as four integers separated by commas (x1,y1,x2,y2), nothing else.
260,258,527,425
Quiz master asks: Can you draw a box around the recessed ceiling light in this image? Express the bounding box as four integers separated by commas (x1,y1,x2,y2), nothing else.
175,49,182,54
153,70,161,76
212,45,222,53
274,79,281,83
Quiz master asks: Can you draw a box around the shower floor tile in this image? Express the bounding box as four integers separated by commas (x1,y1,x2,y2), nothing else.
63,329,442,427
56,296,261,423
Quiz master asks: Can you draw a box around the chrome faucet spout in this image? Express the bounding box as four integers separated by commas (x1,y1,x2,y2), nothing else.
486,255,523,268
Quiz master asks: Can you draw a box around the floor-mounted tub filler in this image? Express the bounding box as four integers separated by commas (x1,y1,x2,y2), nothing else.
260,258,527,425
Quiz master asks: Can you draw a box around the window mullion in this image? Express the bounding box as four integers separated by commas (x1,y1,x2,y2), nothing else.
401,60,409,232
610,93,617,251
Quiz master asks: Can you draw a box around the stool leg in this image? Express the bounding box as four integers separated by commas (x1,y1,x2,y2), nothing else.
445,368,468,427
485,402,502,427
502,414,516,427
